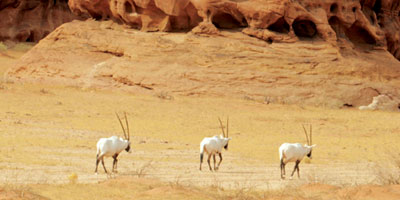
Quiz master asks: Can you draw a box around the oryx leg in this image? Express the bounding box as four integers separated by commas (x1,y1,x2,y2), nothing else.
290,160,300,178
216,153,223,171
280,158,286,179
95,154,101,174
101,157,108,173
213,154,216,170
199,153,204,171
296,160,300,178
112,153,119,173
207,154,212,171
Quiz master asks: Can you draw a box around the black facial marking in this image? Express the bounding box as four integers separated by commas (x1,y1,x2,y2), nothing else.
307,150,312,158
224,143,228,150
125,144,130,152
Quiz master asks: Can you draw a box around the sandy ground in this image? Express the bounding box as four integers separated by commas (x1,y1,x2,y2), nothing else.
0,82,397,192
1,43,400,199
0,132,377,190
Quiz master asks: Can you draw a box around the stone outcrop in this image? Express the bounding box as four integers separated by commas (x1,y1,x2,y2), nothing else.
0,0,81,43
359,94,399,111
68,0,400,61
5,20,400,110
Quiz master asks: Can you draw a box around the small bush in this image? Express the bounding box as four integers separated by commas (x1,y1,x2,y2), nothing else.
156,91,174,100
133,161,153,178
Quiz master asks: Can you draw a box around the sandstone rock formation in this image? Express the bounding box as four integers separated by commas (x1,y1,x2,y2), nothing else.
0,0,81,43
359,94,399,111
68,0,400,61
5,20,400,110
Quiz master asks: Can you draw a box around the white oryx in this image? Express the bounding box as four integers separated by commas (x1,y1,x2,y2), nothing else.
199,117,231,171
279,124,316,179
95,112,132,174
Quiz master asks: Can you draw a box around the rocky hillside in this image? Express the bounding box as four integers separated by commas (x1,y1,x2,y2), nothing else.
2,0,400,109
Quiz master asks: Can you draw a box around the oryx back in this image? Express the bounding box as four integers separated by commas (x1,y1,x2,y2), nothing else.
279,143,307,163
97,136,126,157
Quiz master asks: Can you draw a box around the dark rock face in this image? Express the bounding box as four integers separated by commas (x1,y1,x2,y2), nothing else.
0,0,81,43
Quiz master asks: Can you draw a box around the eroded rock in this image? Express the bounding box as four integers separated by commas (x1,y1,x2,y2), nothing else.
0,0,82,43
359,94,399,111
67,0,400,61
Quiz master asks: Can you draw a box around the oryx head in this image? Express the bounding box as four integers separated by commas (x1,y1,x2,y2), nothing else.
302,124,316,158
116,112,132,153
218,117,231,150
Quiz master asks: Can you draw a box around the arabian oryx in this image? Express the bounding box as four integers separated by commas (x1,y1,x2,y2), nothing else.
279,124,316,179
95,112,132,174
199,117,231,171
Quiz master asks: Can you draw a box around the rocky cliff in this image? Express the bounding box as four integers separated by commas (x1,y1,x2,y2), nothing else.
67,0,400,61
0,0,81,43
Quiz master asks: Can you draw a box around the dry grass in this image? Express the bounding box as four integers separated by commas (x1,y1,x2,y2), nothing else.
132,161,154,178
155,91,174,100
373,152,400,185
23,176,214,200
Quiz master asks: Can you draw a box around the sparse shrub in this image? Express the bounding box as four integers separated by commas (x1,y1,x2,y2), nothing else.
169,175,184,189
133,161,153,178
264,96,271,104
156,91,174,100
40,88,52,94
243,95,255,101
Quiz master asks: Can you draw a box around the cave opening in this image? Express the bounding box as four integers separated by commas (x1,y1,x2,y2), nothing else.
26,31,35,42
292,19,317,38
17,31,35,42
330,3,338,13
89,12,103,20
124,1,133,13
345,23,376,45
267,17,289,33
212,12,247,29
328,16,346,38
373,0,381,14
